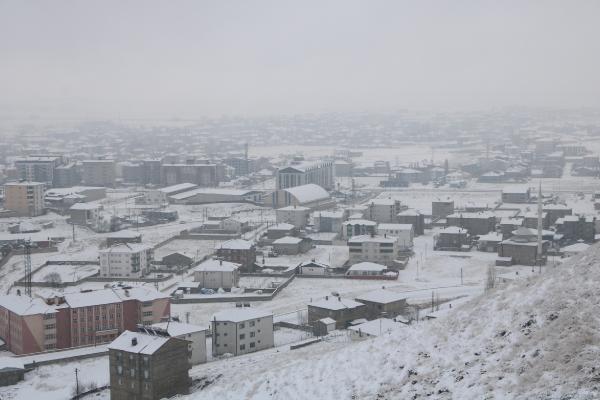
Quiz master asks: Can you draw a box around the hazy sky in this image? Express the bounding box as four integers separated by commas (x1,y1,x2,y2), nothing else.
1,0,600,119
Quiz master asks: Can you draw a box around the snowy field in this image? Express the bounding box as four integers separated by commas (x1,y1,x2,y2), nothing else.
30,263,99,284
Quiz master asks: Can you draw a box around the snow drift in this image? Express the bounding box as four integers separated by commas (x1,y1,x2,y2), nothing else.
186,245,600,400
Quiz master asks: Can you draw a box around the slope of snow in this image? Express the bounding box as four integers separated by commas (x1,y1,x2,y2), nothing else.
184,244,600,400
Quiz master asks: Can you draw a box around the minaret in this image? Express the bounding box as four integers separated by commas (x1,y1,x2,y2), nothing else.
537,181,543,267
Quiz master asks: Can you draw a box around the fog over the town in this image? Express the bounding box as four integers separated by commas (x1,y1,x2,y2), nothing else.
2,0,600,120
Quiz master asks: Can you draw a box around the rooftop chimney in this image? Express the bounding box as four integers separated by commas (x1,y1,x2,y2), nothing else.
131,337,138,346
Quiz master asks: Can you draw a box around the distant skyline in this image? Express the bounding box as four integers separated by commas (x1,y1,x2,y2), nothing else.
1,0,600,120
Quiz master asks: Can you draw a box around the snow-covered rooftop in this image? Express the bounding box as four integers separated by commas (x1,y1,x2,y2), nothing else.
348,235,398,244
212,308,273,323
310,297,365,311
217,239,254,250
280,184,330,204
193,259,240,272
150,321,208,337
355,289,407,304
108,331,170,355
347,262,387,273
273,236,303,245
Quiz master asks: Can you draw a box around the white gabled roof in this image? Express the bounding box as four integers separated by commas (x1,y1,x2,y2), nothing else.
212,308,273,323
273,236,303,245
150,321,208,337
108,331,169,355
348,262,387,272
268,223,295,231
99,243,152,254
0,295,56,316
193,259,240,272
355,289,407,304
158,183,198,194
218,239,254,250
69,202,102,210
343,219,377,226
348,235,397,244
439,226,468,234
348,318,403,336
281,184,329,204
310,297,364,311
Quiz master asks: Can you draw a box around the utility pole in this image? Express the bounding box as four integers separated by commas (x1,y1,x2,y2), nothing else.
460,267,463,285
431,291,435,313
75,368,80,397
536,181,543,274
23,240,32,297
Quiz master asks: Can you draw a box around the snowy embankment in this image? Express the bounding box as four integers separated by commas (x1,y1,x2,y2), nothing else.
185,245,600,400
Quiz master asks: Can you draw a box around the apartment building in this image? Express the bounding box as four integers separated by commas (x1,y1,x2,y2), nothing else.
365,198,402,223
216,239,256,272
160,164,218,187
3,182,45,217
347,235,400,266
376,223,414,250
14,156,63,186
275,205,310,228
108,331,191,400
99,243,154,278
82,160,116,187
192,259,240,289
276,160,334,190
0,287,170,354
211,308,274,356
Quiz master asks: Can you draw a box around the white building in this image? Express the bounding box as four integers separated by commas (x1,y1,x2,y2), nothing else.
99,243,153,278
276,160,334,190
149,321,208,365
141,183,199,205
346,262,388,276
211,308,274,356
376,223,414,250
275,205,310,228
264,184,333,210
314,210,347,233
365,199,402,223
347,235,400,266
193,259,240,289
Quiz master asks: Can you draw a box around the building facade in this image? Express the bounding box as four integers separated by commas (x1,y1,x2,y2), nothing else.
82,160,116,187
211,309,274,356
99,243,153,279
347,235,400,266
3,182,45,217
276,160,334,190
108,331,191,400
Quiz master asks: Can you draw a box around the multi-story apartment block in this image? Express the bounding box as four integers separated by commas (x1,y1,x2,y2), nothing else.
3,182,45,217
0,287,169,354
141,159,162,185
14,156,63,186
347,235,400,266
160,164,218,187
108,330,191,400
211,308,274,356
100,243,153,278
82,160,116,187
276,160,334,190
216,239,257,272
366,198,402,223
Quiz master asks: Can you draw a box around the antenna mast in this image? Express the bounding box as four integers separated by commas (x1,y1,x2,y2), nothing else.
536,181,543,271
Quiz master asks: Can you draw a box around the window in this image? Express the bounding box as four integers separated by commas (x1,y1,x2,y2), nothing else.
239,334,245,340
250,342,255,348
143,311,153,317
239,323,245,329
249,321,255,327
44,324,55,330
130,368,136,378
250,332,255,338
240,344,245,351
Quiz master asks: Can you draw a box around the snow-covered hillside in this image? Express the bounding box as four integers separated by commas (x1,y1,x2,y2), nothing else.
185,245,600,400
